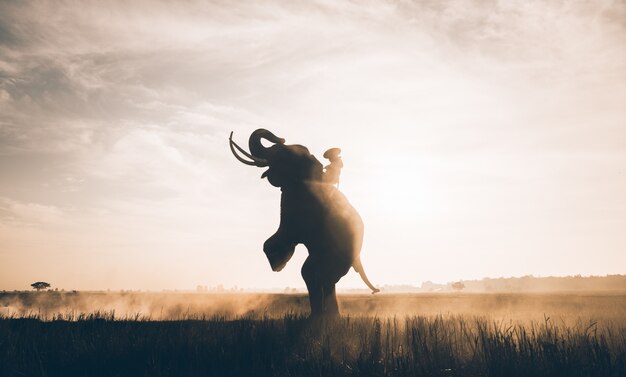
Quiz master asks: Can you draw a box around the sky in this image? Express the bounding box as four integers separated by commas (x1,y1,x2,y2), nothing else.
0,0,624,291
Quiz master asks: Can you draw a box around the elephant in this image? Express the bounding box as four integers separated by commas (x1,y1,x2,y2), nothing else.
229,128,379,318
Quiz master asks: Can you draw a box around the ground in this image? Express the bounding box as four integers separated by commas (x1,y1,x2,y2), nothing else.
1,292,624,376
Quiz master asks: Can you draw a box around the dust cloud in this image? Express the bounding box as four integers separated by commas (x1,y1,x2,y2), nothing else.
0,291,304,320
2,291,625,326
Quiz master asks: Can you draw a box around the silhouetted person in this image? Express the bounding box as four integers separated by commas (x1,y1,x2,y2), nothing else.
323,147,343,186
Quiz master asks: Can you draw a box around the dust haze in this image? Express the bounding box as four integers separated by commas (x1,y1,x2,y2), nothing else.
2,292,625,327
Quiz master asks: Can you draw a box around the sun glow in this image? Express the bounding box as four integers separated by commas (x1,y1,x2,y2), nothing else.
343,155,435,221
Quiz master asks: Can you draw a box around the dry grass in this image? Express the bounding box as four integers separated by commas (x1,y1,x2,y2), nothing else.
1,292,624,376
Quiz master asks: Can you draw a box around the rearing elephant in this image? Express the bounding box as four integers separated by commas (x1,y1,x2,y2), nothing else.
229,129,379,317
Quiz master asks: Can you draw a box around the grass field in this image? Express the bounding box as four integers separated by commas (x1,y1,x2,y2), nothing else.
1,292,624,376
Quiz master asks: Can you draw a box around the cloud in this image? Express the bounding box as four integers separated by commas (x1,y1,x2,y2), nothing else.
0,197,64,225
0,1,624,289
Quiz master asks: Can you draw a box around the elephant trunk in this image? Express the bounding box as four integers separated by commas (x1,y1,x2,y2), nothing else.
353,257,380,294
249,129,285,159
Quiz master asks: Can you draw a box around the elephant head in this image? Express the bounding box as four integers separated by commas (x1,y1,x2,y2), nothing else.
229,129,324,188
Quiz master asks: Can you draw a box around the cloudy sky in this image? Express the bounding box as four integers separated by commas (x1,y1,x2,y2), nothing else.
0,0,624,291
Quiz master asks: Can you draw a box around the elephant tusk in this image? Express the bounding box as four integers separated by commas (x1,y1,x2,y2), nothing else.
229,132,269,167
230,132,264,162
229,138,257,166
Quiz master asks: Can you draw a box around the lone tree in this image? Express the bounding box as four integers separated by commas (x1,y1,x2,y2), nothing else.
451,281,465,291
31,282,51,291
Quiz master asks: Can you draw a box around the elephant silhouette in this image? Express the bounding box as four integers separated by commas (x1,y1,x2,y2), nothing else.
229,129,379,318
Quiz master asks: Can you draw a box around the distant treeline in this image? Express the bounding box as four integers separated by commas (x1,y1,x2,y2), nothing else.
381,274,626,293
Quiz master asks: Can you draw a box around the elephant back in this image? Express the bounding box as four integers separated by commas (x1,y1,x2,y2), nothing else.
306,182,364,263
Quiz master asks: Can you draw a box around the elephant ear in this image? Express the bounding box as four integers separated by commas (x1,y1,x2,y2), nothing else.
294,149,323,182
267,145,323,187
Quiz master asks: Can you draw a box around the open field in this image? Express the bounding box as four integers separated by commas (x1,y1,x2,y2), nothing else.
1,292,625,376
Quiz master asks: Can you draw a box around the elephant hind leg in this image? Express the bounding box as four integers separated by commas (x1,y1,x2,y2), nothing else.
322,283,340,318
302,256,322,317
302,256,341,318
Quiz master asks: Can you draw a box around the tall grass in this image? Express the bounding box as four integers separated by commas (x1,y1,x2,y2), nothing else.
1,312,623,377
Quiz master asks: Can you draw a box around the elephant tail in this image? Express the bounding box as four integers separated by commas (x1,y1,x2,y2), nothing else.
353,257,380,294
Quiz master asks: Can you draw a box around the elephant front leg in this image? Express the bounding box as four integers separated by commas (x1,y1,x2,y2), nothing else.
263,233,296,272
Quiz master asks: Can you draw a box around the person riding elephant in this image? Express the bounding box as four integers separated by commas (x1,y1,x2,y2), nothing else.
229,129,379,317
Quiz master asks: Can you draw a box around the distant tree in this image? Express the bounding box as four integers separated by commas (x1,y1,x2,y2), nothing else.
31,282,51,291
451,282,465,291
